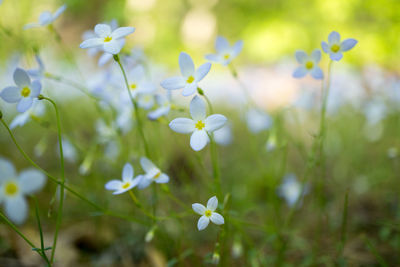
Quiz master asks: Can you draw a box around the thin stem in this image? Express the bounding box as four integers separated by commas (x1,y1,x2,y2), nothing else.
39,96,65,264
228,63,254,105
44,72,96,100
33,197,51,265
113,54,150,158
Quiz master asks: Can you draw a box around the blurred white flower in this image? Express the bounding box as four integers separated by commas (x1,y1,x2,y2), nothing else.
0,158,46,224
169,96,227,151
363,99,387,125
278,173,308,207
265,135,277,152
192,196,224,231
138,93,155,110
80,24,135,55
205,36,243,66
246,108,272,134
138,157,169,189
105,163,142,195
0,68,42,113
292,50,324,80
214,123,232,146
27,55,45,79
147,94,171,120
120,65,155,105
321,31,357,61
9,99,45,129
57,139,77,163
160,52,211,96
24,4,66,29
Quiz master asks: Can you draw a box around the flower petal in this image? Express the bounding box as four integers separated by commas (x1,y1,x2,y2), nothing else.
53,4,67,20
155,173,169,184
292,66,308,79
98,53,113,66
231,40,243,57
122,163,134,181
103,40,122,54
205,54,219,62
30,80,42,97
310,66,324,80
182,83,197,97
140,157,157,173
205,114,227,132
328,31,340,43
197,215,210,231
179,52,195,77
14,68,30,87
138,177,152,189
5,196,27,225
215,36,230,52
340,38,357,52
321,41,329,53
148,106,170,120
210,212,224,225
0,158,16,183
0,86,21,103
195,62,211,82
111,27,135,39
311,49,321,63
330,52,343,61
105,180,122,191
192,203,206,215
295,50,307,64
190,130,209,151
18,169,46,194
169,118,195,133
17,98,33,113
190,95,206,120
207,196,218,211
94,24,112,38
160,76,186,90
80,38,104,49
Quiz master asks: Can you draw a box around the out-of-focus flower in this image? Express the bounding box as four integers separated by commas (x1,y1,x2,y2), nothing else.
363,99,387,125
214,123,232,146
321,31,357,61
0,158,46,224
246,108,272,134
161,52,211,96
147,94,171,120
387,147,398,159
138,157,169,189
138,93,155,110
0,68,42,113
192,196,224,231
120,65,155,104
27,55,45,79
265,134,277,152
169,96,227,151
57,139,77,163
293,50,324,80
80,24,135,55
105,163,142,194
24,4,66,30
205,36,243,66
9,100,45,129
278,173,308,207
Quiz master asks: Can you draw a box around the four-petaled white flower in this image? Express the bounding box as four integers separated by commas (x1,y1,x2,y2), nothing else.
24,4,67,30
160,52,211,97
80,24,135,55
293,50,324,80
321,31,357,61
138,157,169,189
0,68,42,113
192,196,224,231
0,158,46,224
147,94,171,120
105,163,142,194
205,36,243,66
169,96,227,151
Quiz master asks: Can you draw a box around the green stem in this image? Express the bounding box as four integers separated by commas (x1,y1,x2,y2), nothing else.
44,72,96,100
33,197,51,265
228,63,254,105
210,134,222,200
39,96,65,264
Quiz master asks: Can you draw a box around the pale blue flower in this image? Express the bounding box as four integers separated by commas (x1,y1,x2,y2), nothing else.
24,4,66,29
105,163,142,195
137,157,169,189
192,196,224,231
246,108,272,134
205,36,243,66
293,50,324,80
27,55,45,79
321,31,357,61
147,94,171,120
10,100,45,129
278,173,309,207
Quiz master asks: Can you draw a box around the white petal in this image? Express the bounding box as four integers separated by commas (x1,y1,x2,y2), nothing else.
194,63,211,82
130,65,145,82
179,52,195,77
18,169,46,194
98,53,113,66
155,173,169,184
10,113,30,129
140,157,157,173
340,38,357,52
39,12,53,25
105,180,122,191
17,98,33,113
132,175,143,187
53,4,67,20
311,49,321,63
0,86,21,103
207,196,218,211
321,42,329,53
31,80,41,97
328,31,340,44
169,118,195,133
0,158,16,183
111,27,135,39
14,68,30,87
138,177,152,189
122,163,134,181
330,52,343,61
94,24,112,37
231,40,244,57
192,203,206,215
295,50,307,64
5,196,28,225
205,114,227,132
23,23,41,30
182,83,197,97
197,215,210,231
80,38,104,49
148,106,170,120
190,130,209,151
292,66,308,79
310,67,324,80
190,95,206,120
210,212,224,225
161,76,186,90
103,40,122,54
215,36,230,52
205,54,220,62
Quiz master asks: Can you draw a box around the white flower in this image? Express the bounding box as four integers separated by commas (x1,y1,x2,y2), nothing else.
205,36,243,66
278,173,308,207
160,52,211,97
27,55,45,79
321,31,358,61
0,158,46,224
80,24,135,55
214,124,232,146
57,139,77,163
120,65,155,103
138,93,155,110
169,96,227,151
105,163,142,195
292,50,324,80
147,94,171,120
0,68,42,113
246,108,272,134
192,196,224,231
24,4,66,29
138,157,169,189
9,99,45,129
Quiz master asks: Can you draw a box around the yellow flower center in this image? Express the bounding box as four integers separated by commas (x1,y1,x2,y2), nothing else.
331,44,340,53
305,61,314,70
4,182,18,196
153,171,161,179
205,210,212,217
186,76,195,84
21,87,31,97
130,83,137,90
122,182,131,189
224,54,230,60
104,36,112,42
195,120,205,130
